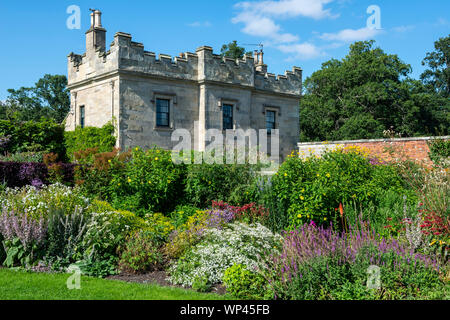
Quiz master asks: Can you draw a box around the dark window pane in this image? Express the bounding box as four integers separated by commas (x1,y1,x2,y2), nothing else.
156,98,170,127
223,104,233,130
266,110,276,134
80,106,85,129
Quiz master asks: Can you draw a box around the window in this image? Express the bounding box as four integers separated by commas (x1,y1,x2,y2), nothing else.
156,98,170,127
222,104,233,130
266,110,276,134
80,105,85,128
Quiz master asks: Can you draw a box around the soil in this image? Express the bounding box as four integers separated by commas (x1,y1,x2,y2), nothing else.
106,270,227,295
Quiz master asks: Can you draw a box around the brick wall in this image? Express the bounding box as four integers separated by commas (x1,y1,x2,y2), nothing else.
298,136,450,167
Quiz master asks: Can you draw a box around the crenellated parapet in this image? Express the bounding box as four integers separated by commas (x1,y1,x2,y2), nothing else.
67,13,302,97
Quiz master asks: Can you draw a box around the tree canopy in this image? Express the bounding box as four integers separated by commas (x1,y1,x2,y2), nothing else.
300,40,449,142
1,74,69,123
220,41,252,60
421,34,450,98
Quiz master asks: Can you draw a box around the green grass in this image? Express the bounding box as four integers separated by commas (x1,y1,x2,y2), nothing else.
0,269,230,300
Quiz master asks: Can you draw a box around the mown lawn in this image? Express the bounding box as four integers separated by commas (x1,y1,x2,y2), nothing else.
0,269,230,300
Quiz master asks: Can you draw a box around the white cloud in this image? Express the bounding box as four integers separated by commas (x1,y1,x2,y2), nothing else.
278,42,323,59
187,21,212,27
320,27,382,42
235,0,335,20
232,0,335,43
392,25,415,33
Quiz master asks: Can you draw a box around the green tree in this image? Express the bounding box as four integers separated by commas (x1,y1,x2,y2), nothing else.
3,74,70,123
300,40,448,142
421,34,450,97
220,41,252,60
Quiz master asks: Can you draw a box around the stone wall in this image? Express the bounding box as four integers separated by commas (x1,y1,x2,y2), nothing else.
298,136,450,166
65,11,302,160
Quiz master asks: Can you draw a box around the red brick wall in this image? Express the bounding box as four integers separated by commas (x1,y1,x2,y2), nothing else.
346,140,432,166
298,137,449,167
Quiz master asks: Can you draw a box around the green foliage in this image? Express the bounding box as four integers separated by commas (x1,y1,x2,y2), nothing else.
164,210,208,259
271,147,408,229
0,184,90,220
343,189,418,239
185,161,258,208
428,138,450,167
0,234,5,265
108,147,186,214
1,74,69,123
268,247,446,300
192,274,212,293
64,123,116,161
300,40,449,142
0,151,45,163
45,207,88,268
421,34,450,97
223,264,271,300
0,118,65,157
169,205,203,229
168,222,282,287
220,41,252,60
118,229,164,274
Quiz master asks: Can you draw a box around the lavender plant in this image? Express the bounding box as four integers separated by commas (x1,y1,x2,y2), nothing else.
0,209,47,267
262,222,444,300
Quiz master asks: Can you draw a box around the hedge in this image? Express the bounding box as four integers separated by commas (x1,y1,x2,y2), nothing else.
0,161,77,188
0,119,65,158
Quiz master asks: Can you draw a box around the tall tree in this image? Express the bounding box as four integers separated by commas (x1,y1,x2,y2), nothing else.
300,41,448,142
4,74,70,123
421,34,450,97
220,41,251,60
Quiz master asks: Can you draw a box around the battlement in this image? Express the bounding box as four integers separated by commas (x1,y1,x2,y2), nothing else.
67,12,302,97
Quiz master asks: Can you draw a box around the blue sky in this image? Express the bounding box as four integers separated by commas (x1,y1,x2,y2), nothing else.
0,0,449,100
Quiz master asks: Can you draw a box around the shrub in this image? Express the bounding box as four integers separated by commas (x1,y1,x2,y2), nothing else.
0,151,45,163
45,206,88,269
1,184,90,220
164,210,209,259
118,229,164,274
64,122,116,162
108,147,186,214
185,161,259,208
169,205,203,229
0,119,65,158
428,138,450,167
168,222,282,287
263,223,445,300
73,148,124,200
0,210,47,267
0,161,76,188
271,147,407,229
223,264,272,300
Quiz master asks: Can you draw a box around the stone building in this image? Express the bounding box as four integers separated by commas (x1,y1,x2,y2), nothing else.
65,10,302,160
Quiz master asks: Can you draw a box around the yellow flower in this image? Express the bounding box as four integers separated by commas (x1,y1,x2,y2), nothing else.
148,181,152,184
316,173,320,177
300,196,305,200
135,147,139,151
108,160,112,163
155,157,159,161
323,217,327,221
297,214,302,219
326,173,331,178
429,240,437,246
128,178,132,183
284,173,288,177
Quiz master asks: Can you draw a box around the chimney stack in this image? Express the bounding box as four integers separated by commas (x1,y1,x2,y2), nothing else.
86,9,106,54
254,50,267,73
